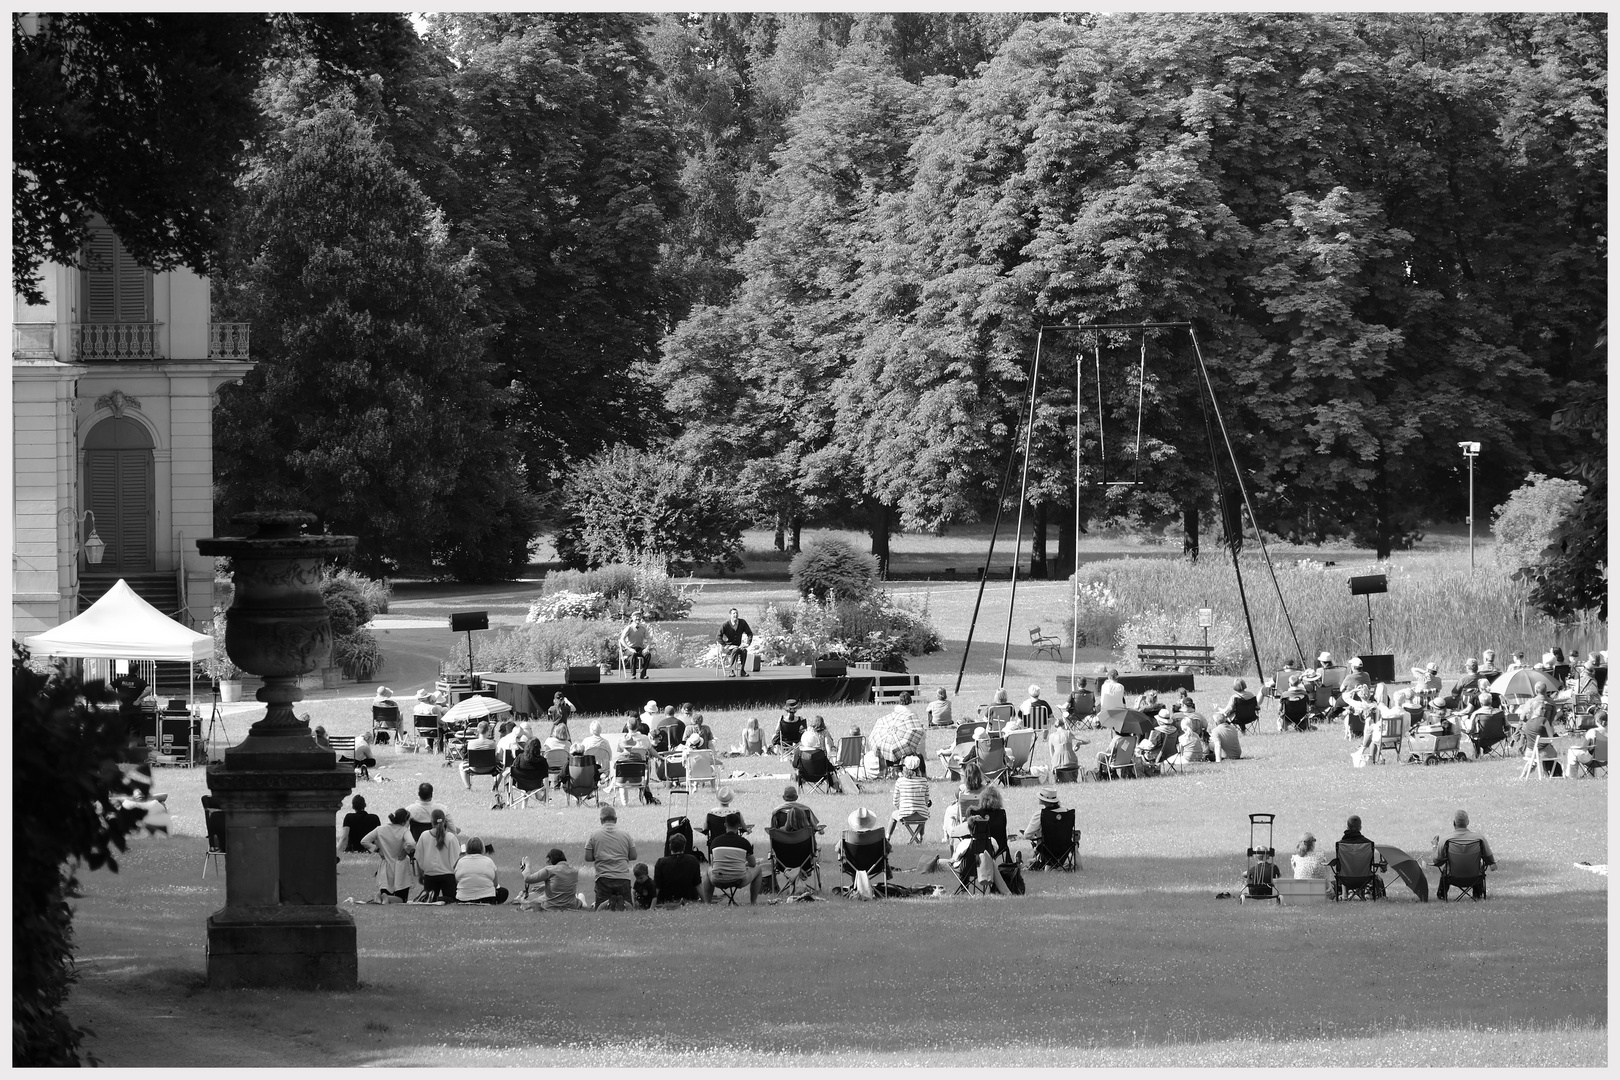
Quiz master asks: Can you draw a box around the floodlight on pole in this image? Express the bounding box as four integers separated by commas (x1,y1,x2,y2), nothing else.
1458,442,1481,569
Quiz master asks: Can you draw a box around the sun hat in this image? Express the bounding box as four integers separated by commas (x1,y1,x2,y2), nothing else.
848,807,881,831
1349,657,1363,669
377,686,393,697
1037,787,1059,806
644,700,658,712
717,787,734,805
1426,662,1439,673
782,785,799,802
416,688,434,702
1318,651,1332,662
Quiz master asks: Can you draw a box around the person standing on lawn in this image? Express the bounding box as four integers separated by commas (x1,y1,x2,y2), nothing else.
584,805,638,910
718,608,754,677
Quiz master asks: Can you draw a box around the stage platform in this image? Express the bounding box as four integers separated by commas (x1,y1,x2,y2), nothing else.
481,666,889,716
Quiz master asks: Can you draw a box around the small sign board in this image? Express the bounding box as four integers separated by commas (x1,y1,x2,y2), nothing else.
1197,608,1214,628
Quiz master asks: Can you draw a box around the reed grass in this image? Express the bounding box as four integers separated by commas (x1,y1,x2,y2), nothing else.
1079,552,1599,673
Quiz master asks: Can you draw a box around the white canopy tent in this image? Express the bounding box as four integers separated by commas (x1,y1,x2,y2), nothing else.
24,579,214,719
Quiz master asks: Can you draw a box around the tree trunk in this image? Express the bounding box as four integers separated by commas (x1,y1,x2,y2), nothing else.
1056,502,1076,579
869,502,891,577
789,514,803,554
1182,500,1200,562
1373,461,1393,560
1029,501,1048,578
773,509,786,552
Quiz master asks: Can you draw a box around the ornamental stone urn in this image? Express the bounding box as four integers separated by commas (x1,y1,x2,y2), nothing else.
196,511,358,990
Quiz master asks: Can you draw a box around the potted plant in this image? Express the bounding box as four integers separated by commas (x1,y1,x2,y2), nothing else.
203,613,245,702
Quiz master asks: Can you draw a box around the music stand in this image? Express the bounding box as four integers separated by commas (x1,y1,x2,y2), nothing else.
202,680,231,765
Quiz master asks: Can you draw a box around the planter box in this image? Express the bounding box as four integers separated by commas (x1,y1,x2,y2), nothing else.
321,668,345,690
1275,876,1329,905
218,680,243,704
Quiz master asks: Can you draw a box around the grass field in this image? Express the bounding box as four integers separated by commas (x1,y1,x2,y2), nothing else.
67,677,1607,1066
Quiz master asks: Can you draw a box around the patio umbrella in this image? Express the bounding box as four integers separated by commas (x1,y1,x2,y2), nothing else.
870,714,925,760
440,694,513,727
1377,844,1429,902
1099,708,1151,738
1489,668,1560,700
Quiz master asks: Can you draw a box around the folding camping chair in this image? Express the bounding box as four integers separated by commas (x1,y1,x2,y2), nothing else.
1278,692,1314,732
657,750,689,793
838,828,891,895
980,703,1016,725
700,811,751,858
545,747,571,789
1025,699,1054,732
1229,695,1260,734
707,845,751,906
975,735,1010,786
1469,708,1511,758
1004,728,1038,780
795,747,842,794
1436,838,1491,901
895,812,930,844
1331,841,1387,901
410,711,441,755
612,758,650,805
562,755,602,807
505,755,550,808
201,796,227,879
683,749,719,793
371,703,402,743
837,734,871,782
766,825,822,896
951,816,1006,895
1028,808,1081,871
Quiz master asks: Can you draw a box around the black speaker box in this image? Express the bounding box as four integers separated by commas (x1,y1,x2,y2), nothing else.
450,610,489,632
1356,654,1396,684
564,665,600,684
812,660,847,678
1348,574,1388,596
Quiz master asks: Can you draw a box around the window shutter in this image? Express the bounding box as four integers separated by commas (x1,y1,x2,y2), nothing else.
85,450,120,564
115,451,152,569
116,254,150,321
82,233,117,322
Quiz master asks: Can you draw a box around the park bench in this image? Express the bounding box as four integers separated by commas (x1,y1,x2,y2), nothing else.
872,672,922,705
1135,644,1216,673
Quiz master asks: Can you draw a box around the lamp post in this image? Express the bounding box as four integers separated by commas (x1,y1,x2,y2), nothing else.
1458,442,1481,568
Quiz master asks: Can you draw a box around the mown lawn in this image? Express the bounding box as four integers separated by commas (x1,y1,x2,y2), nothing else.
68,686,1606,1066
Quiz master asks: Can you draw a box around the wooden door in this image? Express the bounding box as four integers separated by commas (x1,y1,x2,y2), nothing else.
82,417,155,572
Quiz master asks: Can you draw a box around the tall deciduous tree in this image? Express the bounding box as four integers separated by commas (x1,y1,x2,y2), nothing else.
12,13,270,302
213,103,533,580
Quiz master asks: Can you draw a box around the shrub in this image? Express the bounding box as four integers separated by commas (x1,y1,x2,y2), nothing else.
1116,609,1249,675
1060,580,1124,651
536,556,696,622
319,572,373,639
333,629,384,681
201,613,245,682
526,591,611,623
13,644,144,1066
1492,473,1587,572
329,567,391,616
790,537,879,602
752,593,941,671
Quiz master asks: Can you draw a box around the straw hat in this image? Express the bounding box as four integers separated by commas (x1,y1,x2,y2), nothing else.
848,807,881,831
1037,788,1060,806
1318,651,1332,663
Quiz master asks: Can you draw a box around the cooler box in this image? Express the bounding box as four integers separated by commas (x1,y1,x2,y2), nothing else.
1275,877,1329,905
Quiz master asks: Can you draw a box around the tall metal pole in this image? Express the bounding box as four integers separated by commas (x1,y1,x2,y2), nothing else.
1001,331,1045,685
954,337,1040,696
1069,337,1083,693
1468,451,1476,569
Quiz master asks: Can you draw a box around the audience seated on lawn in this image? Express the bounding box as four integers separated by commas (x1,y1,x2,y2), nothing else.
1171,717,1211,764
1430,809,1497,900
584,805,638,911
927,687,953,728
415,809,460,902
632,863,656,909
542,723,571,754
708,787,748,834
1098,669,1126,712
683,713,714,750
653,834,703,907
770,785,825,837
940,762,984,842
887,755,931,840
1018,685,1052,726
1136,714,1179,772
520,848,583,910
337,794,379,855
1136,689,1164,720
1568,711,1607,777
740,717,765,756
768,700,807,754
1021,788,1063,854
1047,723,1080,782
839,807,893,885
1290,832,1330,885
455,837,508,904
702,815,762,904
1095,728,1139,779
405,783,457,841
362,808,416,902
1210,715,1242,761
1215,678,1260,733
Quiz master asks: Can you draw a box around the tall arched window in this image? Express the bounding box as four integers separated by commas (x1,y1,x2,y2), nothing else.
83,416,155,572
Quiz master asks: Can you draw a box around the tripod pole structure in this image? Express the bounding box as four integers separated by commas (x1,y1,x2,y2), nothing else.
954,337,1037,696
1366,594,1375,655
1000,329,1045,685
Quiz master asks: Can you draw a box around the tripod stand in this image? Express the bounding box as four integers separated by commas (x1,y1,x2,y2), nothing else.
202,682,231,765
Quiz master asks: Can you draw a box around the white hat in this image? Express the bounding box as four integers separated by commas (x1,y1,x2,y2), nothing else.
644,700,658,712
1349,657,1363,669
1318,651,1332,663
903,754,922,771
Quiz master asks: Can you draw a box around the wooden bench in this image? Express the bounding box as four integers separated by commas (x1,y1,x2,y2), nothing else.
1135,644,1216,672
871,672,922,705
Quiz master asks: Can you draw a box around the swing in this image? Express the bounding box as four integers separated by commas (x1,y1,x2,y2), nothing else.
1090,331,1149,488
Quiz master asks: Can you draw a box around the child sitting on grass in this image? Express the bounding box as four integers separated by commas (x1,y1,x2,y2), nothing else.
632,863,655,910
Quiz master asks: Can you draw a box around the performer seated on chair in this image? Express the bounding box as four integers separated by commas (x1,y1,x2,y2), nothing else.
886,756,931,839
718,607,753,677
619,612,654,679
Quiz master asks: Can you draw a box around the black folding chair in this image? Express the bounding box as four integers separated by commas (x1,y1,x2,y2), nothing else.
837,829,891,894
371,703,401,743
1278,693,1313,732
613,758,651,805
1030,808,1081,871
1437,838,1490,901
1331,841,1387,901
766,825,821,896
506,758,550,809
795,747,841,794
952,817,1001,895
1229,694,1260,734
562,756,601,807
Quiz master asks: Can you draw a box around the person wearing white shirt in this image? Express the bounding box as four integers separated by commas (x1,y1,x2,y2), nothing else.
1098,669,1126,713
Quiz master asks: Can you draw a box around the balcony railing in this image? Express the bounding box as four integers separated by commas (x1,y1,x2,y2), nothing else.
208,322,251,360
73,322,158,361
12,322,55,359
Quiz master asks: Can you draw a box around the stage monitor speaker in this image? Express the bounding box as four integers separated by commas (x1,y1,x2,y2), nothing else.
813,661,847,678
1355,654,1396,684
565,666,600,684
450,610,489,632
1348,574,1388,596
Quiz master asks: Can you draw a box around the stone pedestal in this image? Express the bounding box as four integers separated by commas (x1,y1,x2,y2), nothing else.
198,511,359,990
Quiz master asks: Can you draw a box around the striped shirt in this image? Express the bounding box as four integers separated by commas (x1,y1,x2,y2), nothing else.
892,776,931,815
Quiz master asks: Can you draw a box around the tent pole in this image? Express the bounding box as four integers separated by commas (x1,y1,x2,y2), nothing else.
1000,329,1044,686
